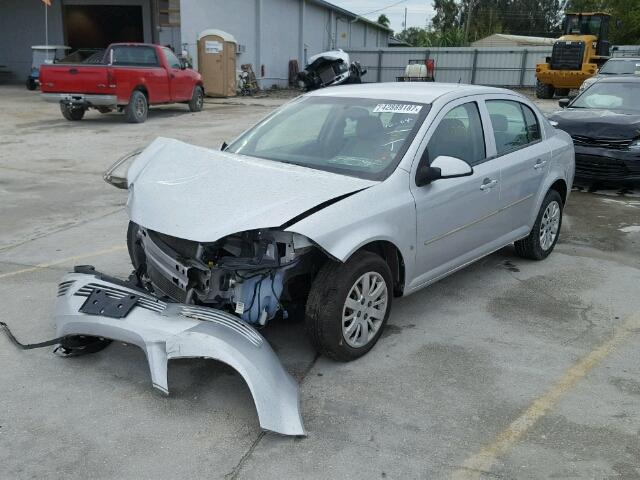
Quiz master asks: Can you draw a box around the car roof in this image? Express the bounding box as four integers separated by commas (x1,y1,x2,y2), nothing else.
596,76,640,83
306,82,515,104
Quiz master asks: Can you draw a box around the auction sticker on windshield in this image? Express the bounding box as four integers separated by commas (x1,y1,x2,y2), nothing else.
373,103,423,114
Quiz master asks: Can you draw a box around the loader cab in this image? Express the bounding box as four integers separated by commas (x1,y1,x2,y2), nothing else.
562,13,611,57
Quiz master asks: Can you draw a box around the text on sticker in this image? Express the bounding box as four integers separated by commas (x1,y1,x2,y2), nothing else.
373,104,422,114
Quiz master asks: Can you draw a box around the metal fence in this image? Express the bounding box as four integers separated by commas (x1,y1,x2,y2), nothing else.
345,46,554,87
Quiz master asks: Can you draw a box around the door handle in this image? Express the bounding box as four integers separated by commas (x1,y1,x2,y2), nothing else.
480,178,498,191
170,73,176,78
534,159,547,169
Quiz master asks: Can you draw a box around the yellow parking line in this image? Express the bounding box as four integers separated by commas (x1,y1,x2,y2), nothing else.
452,312,640,480
0,245,126,280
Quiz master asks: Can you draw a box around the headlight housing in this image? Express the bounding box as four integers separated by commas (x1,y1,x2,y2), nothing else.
103,149,142,189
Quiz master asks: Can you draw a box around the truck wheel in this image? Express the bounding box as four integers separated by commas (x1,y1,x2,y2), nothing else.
26,78,37,91
535,81,555,99
514,189,563,261
125,90,148,123
60,104,85,121
555,88,570,97
188,85,204,112
305,251,392,361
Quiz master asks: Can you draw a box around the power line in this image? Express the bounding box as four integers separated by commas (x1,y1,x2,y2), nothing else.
358,0,408,17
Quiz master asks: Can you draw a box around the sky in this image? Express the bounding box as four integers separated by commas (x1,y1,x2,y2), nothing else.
331,0,436,32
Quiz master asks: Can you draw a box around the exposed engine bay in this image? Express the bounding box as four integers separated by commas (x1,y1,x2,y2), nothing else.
130,225,320,326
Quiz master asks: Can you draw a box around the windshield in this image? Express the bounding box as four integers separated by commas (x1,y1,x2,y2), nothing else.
226,96,429,180
600,59,640,75
571,82,640,113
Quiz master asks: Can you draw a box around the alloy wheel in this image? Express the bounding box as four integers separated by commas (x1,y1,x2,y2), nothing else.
540,200,560,251
342,272,388,348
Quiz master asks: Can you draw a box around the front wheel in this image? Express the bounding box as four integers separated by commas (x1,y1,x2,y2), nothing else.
305,251,392,361
60,103,85,121
535,80,555,99
188,85,204,112
514,189,563,260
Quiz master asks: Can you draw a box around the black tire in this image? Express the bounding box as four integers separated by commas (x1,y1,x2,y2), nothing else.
60,103,85,121
26,78,37,91
125,90,148,123
514,189,563,260
305,251,393,361
555,88,570,97
188,85,204,112
535,80,555,99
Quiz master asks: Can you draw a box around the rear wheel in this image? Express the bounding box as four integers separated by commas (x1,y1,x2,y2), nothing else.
60,103,85,121
535,81,555,99
514,189,563,260
125,90,148,123
26,78,37,91
305,251,392,361
188,85,204,112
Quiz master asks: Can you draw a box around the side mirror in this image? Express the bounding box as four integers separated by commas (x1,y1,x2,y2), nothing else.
416,155,473,186
179,59,187,70
558,98,570,108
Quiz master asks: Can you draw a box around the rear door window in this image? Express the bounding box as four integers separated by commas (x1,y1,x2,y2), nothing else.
486,100,540,155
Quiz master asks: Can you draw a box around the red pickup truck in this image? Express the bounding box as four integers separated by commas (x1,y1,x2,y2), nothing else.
40,43,204,123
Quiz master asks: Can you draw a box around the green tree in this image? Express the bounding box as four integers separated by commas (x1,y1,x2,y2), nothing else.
377,14,391,28
432,0,460,31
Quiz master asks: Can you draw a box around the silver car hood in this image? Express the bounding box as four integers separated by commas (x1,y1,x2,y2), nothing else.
127,137,376,242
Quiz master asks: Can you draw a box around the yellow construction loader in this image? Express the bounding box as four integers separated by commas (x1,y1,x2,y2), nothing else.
535,12,612,98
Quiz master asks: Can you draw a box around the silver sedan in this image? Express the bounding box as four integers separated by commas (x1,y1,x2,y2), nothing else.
108,82,575,362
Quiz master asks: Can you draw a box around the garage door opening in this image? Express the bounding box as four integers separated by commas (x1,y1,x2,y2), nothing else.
64,5,144,50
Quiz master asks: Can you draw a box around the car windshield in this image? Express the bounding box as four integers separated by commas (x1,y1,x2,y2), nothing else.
571,82,640,113
599,60,640,75
226,96,429,180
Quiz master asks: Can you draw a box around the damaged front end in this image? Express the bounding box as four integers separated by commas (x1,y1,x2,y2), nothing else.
129,225,320,327
55,267,305,436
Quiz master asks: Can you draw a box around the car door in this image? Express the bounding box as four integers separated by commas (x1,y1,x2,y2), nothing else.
409,98,501,289
162,47,193,101
484,97,551,239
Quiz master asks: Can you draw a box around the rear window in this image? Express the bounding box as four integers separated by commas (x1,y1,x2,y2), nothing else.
111,46,159,67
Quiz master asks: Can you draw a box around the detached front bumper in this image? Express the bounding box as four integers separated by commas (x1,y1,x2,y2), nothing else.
54,268,305,436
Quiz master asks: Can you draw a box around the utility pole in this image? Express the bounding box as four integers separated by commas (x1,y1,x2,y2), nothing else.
464,0,475,44
403,7,407,29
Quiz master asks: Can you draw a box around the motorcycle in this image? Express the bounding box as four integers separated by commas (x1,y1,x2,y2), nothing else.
296,49,366,91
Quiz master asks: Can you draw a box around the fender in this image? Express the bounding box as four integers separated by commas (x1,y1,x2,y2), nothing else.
286,169,418,283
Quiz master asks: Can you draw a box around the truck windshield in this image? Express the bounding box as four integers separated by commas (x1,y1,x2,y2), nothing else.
226,96,429,180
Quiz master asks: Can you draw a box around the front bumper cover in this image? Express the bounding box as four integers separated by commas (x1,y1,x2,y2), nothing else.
574,145,640,184
54,269,305,436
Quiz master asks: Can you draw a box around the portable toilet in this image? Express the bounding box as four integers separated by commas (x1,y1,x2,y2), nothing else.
197,29,237,97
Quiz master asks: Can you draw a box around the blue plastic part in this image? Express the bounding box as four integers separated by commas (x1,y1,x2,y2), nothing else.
238,266,292,325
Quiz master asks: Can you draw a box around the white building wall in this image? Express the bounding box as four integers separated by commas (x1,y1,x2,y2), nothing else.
180,0,390,88
0,0,64,81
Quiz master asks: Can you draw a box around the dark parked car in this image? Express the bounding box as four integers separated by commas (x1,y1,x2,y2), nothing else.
549,77,640,185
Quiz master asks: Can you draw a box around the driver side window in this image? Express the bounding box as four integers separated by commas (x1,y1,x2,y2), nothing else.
427,102,486,166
